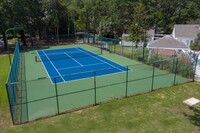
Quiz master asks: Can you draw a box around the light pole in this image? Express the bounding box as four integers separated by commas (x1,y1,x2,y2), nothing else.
5,25,24,65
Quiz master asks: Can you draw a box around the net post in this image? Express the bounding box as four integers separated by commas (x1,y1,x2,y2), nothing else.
35,56,37,62
173,58,178,85
151,63,155,91
54,77,60,114
100,45,103,55
94,71,97,105
125,66,129,98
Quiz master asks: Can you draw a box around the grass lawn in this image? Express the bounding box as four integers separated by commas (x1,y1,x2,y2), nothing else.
0,55,11,129
1,54,200,132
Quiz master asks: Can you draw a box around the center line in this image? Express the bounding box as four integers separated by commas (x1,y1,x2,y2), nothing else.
58,62,105,70
64,52,83,66
42,51,65,82
75,48,124,72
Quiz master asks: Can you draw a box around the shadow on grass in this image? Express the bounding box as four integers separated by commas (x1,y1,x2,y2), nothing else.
184,105,200,127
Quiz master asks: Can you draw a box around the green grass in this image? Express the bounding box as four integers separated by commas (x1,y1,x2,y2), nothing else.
0,55,11,128
1,54,200,132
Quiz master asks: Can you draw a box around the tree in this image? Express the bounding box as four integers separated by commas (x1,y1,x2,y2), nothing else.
128,3,148,47
141,0,199,33
190,33,200,51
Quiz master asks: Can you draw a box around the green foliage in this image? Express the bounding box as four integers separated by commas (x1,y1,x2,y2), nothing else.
98,18,114,38
128,3,148,45
176,56,194,78
190,33,200,51
132,47,149,62
0,0,200,40
148,55,194,79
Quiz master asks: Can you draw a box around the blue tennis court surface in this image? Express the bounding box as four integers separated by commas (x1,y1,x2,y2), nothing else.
37,47,128,84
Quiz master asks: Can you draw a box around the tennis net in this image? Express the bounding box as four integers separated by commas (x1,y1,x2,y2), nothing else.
35,49,102,62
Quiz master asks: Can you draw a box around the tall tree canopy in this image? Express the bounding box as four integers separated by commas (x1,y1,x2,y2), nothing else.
0,0,200,43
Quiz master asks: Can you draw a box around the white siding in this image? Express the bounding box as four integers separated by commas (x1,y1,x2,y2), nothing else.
172,27,175,38
175,37,195,47
121,40,143,46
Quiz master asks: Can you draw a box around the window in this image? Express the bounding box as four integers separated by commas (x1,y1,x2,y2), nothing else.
187,40,189,46
190,40,194,44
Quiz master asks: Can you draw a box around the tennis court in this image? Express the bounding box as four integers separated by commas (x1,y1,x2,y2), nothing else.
37,47,127,84
6,42,193,124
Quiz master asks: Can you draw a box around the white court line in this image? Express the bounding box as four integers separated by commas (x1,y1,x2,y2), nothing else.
56,71,127,84
57,62,105,71
37,51,54,84
64,52,83,66
42,51,65,82
75,48,124,72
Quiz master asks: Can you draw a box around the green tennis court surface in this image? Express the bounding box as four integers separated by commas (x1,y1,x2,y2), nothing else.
8,44,191,124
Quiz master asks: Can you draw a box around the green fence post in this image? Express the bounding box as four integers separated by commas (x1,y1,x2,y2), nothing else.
122,45,124,55
83,34,85,43
8,53,11,65
93,34,95,44
5,83,15,125
131,43,134,59
25,80,29,122
94,71,97,105
87,34,89,43
151,63,155,91
100,44,103,55
173,58,178,85
22,53,29,122
114,44,116,53
54,77,60,114
125,66,129,98
172,58,175,72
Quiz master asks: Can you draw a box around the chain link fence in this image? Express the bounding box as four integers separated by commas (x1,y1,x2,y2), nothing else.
6,35,198,125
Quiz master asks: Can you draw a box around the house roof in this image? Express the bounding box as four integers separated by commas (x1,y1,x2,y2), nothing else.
148,35,189,49
174,24,200,38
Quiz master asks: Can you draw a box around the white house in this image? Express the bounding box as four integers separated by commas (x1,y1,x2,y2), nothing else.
147,35,189,56
172,24,200,47
121,28,155,46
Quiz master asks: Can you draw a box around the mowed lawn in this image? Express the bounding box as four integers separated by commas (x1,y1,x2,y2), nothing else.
1,54,200,133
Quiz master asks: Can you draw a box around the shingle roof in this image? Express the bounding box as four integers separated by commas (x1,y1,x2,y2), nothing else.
148,35,188,49
174,24,200,38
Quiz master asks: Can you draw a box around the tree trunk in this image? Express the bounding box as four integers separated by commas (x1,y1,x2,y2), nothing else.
56,22,59,44
86,9,89,43
3,33,7,50
30,27,33,46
